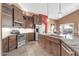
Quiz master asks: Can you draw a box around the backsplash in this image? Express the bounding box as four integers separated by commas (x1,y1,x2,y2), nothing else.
2,28,34,39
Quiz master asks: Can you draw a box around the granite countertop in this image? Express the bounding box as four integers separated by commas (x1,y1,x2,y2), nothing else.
39,33,79,55
2,34,17,39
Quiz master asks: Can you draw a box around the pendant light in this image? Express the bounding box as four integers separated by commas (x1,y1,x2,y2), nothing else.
58,3,62,18
47,3,49,22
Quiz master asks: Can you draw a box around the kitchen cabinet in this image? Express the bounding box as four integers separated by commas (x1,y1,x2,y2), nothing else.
25,16,34,28
33,15,42,25
75,52,79,56
49,37,61,56
8,35,17,51
38,34,61,56
2,3,13,27
2,35,17,55
12,5,23,22
61,42,75,56
27,33,35,41
38,35,46,48
12,5,25,28
2,37,9,53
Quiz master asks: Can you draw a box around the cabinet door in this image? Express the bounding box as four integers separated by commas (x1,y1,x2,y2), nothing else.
38,35,46,48
14,6,23,22
13,6,19,21
61,42,75,56
2,37,9,52
76,52,79,56
45,39,51,53
47,37,61,56
2,3,12,16
50,41,60,56
38,35,61,56
25,17,34,28
33,15,42,25
2,3,12,27
9,35,17,51
27,33,34,41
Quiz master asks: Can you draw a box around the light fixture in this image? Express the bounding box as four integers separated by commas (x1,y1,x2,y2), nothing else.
58,3,62,18
47,3,49,22
47,18,49,22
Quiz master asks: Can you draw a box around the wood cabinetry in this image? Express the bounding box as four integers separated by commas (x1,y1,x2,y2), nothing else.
2,3,13,27
38,34,61,56
38,34,76,56
8,35,17,51
38,35,46,48
49,37,61,56
2,35,17,54
33,15,42,25
2,37,9,52
27,33,35,41
61,42,75,56
75,52,79,56
25,16,34,28
12,5,25,28
13,5,23,22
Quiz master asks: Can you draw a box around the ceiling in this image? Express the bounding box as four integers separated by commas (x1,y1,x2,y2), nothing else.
19,3,79,20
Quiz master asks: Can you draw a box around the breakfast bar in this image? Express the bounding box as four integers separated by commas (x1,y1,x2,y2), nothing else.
38,33,79,56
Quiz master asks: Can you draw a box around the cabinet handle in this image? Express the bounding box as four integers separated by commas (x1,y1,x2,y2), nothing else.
62,45,74,55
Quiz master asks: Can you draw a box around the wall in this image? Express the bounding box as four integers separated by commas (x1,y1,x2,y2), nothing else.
55,10,79,34
48,19,56,32
0,4,1,56
40,14,48,32
48,19,56,24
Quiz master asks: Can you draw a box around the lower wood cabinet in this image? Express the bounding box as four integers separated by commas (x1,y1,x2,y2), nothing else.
38,34,76,56
27,33,35,41
9,35,17,51
61,42,75,56
2,35,17,53
38,34,61,56
75,52,79,56
50,40,60,56
2,37,9,52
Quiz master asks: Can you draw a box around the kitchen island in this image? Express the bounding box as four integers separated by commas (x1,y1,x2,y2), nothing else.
38,33,79,56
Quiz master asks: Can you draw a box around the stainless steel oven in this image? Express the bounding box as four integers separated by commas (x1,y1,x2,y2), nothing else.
17,33,26,47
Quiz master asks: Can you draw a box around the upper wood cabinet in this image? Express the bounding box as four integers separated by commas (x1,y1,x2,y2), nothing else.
12,5,23,22
12,5,25,28
33,15,42,25
25,16,34,28
2,3,13,27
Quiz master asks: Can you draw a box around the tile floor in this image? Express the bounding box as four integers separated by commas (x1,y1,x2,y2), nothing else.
4,41,51,56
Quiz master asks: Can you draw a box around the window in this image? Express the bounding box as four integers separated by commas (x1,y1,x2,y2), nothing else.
59,23,74,34
48,24,56,33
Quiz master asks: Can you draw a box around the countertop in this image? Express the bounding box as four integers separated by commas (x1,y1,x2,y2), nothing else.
39,33,79,55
